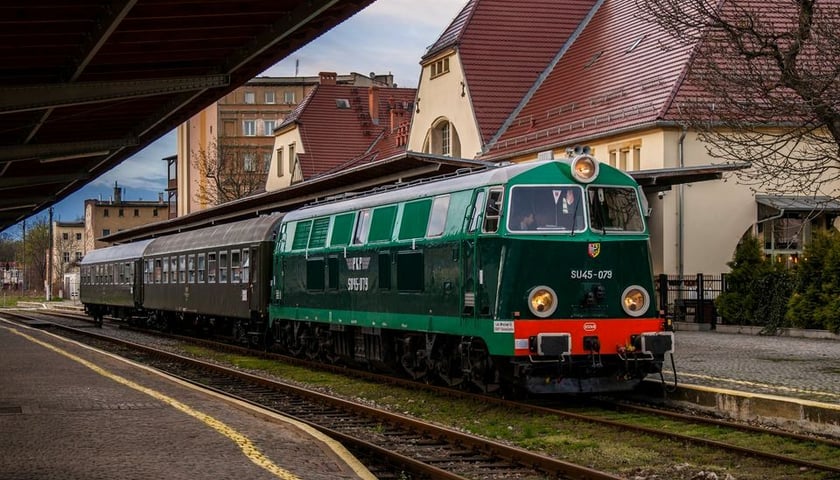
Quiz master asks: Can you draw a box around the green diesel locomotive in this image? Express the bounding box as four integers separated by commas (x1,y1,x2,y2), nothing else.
269,155,673,394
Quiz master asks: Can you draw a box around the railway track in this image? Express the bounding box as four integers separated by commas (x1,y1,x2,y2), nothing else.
14,309,840,479
6,310,620,480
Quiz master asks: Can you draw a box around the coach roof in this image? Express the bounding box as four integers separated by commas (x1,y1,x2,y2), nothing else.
144,214,284,257
80,239,154,265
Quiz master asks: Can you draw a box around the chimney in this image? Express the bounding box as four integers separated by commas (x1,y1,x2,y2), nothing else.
158,192,164,203
368,85,380,125
318,71,337,85
390,103,405,132
113,181,122,204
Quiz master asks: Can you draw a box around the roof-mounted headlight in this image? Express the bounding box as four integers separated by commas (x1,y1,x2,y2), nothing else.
571,154,599,183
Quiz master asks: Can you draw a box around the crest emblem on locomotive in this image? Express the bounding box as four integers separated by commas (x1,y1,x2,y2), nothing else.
588,242,601,258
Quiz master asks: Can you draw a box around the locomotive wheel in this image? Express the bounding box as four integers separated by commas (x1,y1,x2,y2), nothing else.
433,339,463,387
398,335,429,380
465,339,499,393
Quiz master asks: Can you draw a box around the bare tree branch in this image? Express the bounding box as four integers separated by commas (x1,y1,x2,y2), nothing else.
190,138,270,206
637,0,840,196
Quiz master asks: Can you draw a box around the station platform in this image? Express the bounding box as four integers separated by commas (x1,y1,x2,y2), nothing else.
644,329,840,438
0,318,375,480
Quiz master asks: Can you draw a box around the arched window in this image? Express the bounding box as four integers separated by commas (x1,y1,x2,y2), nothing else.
423,118,461,157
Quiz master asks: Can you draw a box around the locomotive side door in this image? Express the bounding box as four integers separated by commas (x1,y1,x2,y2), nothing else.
461,188,494,319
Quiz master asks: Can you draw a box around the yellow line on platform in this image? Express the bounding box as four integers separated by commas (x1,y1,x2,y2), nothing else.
3,325,301,480
665,370,840,401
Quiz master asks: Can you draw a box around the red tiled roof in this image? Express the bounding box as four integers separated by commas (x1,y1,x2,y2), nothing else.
291,84,416,179
447,0,600,146
484,0,695,159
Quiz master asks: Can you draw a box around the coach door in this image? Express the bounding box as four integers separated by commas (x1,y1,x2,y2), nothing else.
246,245,261,312
461,189,485,318
133,258,144,306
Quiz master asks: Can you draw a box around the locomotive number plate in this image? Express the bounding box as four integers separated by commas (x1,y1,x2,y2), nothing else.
570,269,612,280
347,277,369,291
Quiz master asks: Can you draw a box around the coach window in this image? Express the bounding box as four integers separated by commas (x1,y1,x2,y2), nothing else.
187,255,195,283
231,250,241,282
198,253,206,282
241,249,250,283
162,257,169,283
154,258,162,283
170,257,178,283
427,195,450,237
208,253,217,283
399,200,431,240
368,206,397,243
144,259,152,283
179,255,186,283
219,251,229,283
482,188,503,233
330,212,354,246
468,190,486,233
353,209,371,244
117,263,125,284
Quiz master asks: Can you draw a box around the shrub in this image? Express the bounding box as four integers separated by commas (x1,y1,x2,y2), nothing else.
787,229,840,333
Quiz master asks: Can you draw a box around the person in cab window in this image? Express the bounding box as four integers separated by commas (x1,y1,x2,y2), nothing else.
560,188,583,230
518,211,536,230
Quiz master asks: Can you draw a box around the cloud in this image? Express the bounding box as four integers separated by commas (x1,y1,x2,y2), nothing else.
91,131,172,192
264,0,466,87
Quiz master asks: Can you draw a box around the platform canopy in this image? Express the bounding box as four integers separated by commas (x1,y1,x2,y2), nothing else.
0,0,374,232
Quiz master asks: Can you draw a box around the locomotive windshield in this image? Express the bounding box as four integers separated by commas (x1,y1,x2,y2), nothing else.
508,185,585,232
587,186,645,233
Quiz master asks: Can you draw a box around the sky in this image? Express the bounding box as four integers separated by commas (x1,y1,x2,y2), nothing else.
39,0,467,226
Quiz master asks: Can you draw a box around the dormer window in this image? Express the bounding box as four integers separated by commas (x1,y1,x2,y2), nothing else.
430,57,450,79
336,98,350,109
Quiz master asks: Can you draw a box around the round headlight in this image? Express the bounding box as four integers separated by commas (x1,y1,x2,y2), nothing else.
621,285,650,317
571,154,599,183
528,286,558,318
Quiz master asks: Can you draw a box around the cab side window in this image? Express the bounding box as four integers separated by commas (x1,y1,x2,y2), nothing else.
482,188,503,233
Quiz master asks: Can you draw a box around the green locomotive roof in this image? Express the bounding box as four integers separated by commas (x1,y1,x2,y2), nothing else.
284,158,636,223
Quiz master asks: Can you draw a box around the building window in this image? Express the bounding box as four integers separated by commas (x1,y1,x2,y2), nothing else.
263,120,276,136
608,140,642,171
63,252,70,263
102,229,110,236
262,152,272,173
134,209,139,217
243,153,256,172
118,208,124,217
75,252,83,262
244,91,255,104
76,233,82,241
153,208,159,217
430,56,450,79
276,148,284,177
264,91,275,104
243,120,256,136
284,91,295,104
62,232,69,240
288,143,296,175
103,209,109,217
424,119,460,157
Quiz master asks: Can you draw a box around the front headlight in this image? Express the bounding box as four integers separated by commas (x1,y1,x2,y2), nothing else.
571,154,599,183
528,286,558,318
621,285,650,317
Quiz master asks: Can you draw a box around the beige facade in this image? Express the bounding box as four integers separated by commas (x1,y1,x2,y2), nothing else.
264,126,304,191
408,50,483,159
84,186,167,251
177,73,393,216
408,49,839,276
49,221,85,295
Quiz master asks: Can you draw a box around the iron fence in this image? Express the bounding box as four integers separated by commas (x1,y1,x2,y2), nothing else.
656,273,726,327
